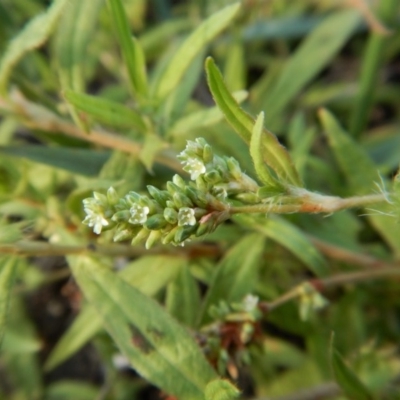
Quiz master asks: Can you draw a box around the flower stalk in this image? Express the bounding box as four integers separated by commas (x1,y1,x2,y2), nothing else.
82,138,394,248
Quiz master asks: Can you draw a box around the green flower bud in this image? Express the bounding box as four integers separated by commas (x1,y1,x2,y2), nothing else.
107,187,119,205
111,210,131,222
173,192,193,208
185,186,208,208
204,170,222,184
203,144,214,164
166,181,179,195
147,186,171,207
172,174,187,189
226,157,242,180
93,191,107,205
196,222,211,237
131,227,150,246
164,207,178,224
125,191,141,205
161,226,178,244
234,192,259,204
113,225,134,242
144,214,168,230
174,225,196,243
145,230,163,249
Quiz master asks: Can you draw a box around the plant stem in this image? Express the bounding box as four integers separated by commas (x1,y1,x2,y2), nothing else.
261,265,400,313
230,192,386,215
309,235,399,269
0,93,182,172
0,240,221,258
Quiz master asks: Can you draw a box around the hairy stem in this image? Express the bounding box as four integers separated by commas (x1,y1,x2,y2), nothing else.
230,192,386,215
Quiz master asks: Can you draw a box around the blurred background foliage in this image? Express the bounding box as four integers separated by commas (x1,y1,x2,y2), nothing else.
0,0,400,399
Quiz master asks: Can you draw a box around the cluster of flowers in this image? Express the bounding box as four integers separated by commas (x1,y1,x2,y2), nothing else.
82,138,259,248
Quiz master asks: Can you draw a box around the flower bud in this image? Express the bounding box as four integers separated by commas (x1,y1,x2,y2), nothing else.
144,214,168,230
161,226,178,245
107,187,119,205
172,174,186,189
226,157,242,180
202,144,213,164
173,192,193,208
235,192,259,204
113,226,133,242
131,227,150,246
111,210,131,222
174,225,196,243
147,185,171,207
164,207,178,224
185,186,208,208
204,170,221,184
145,230,163,249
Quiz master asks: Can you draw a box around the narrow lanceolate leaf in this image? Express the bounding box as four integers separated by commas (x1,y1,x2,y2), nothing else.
319,108,400,255
54,0,105,132
0,146,108,177
166,266,201,328
54,0,104,91
250,112,277,187
318,109,376,194
330,340,373,400
236,215,328,277
261,10,360,125
0,0,69,94
107,0,148,98
64,90,147,132
155,3,240,99
206,57,301,188
70,256,217,400
0,257,18,348
45,255,183,371
198,234,265,326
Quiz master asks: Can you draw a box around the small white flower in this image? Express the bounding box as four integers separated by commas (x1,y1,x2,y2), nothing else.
82,208,109,234
129,203,150,224
242,295,259,312
178,207,196,226
182,158,206,180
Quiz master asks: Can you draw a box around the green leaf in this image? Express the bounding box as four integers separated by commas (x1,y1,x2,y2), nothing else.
53,0,104,132
0,146,109,176
44,381,99,400
331,340,374,400
205,379,240,400
250,112,277,187
139,134,166,172
107,0,148,98
205,57,301,188
0,257,18,348
237,215,328,277
319,108,400,255
261,10,360,126
64,90,147,132
0,0,70,94
318,108,377,193
349,0,398,138
70,256,217,400
198,234,265,326
155,3,240,99
45,255,184,371
54,0,104,92
166,265,201,328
